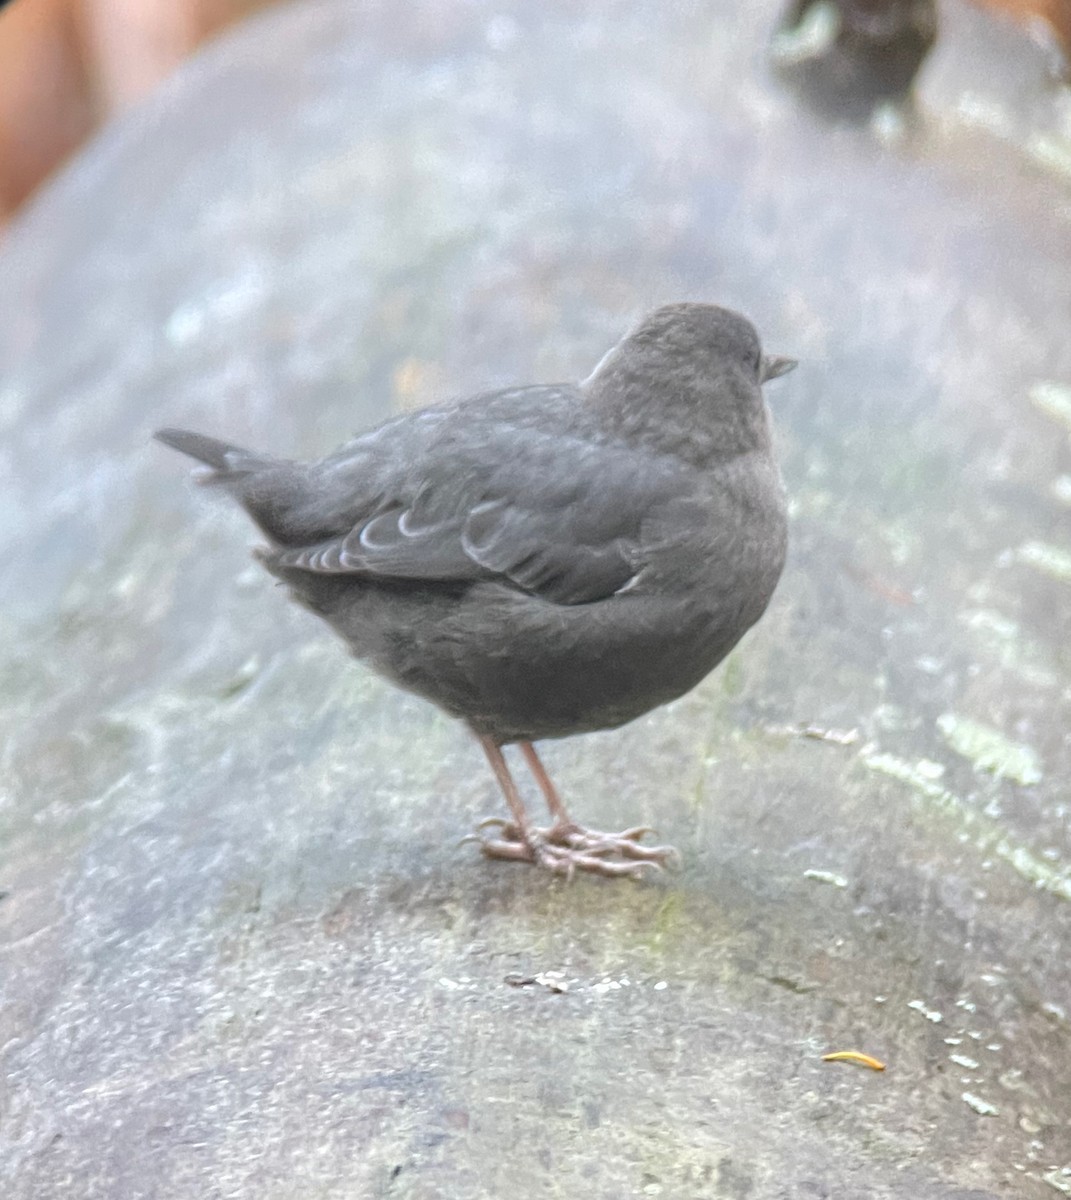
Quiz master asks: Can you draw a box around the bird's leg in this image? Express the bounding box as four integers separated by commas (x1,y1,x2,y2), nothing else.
517,741,573,828
467,734,677,877
518,742,679,867
469,735,541,864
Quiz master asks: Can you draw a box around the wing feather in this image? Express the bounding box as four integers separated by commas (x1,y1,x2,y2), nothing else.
269,413,692,605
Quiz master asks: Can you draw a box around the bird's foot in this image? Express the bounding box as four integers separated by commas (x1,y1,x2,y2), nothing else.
466,817,680,878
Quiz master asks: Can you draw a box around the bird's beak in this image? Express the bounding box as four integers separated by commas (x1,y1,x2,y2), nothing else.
760,355,797,383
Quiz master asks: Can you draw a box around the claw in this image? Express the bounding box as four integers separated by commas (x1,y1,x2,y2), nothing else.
465,817,677,879
469,737,680,879
616,825,659,841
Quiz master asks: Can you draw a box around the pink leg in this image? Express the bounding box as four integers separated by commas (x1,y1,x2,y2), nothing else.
518,741,571,826
467,735,679,877
471,735,539,864
519,741,678,864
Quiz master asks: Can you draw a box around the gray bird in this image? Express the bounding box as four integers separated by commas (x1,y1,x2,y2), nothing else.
155,302,794,878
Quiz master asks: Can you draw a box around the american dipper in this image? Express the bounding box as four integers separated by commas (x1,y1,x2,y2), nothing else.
156,303,794,878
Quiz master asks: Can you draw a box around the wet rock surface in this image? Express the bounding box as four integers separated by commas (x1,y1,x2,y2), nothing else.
1,1,1069,1196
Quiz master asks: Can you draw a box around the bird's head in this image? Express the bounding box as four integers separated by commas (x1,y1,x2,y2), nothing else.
584,302,796,465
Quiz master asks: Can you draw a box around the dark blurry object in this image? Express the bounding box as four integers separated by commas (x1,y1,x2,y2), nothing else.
156,304,794,879
772,0,938,123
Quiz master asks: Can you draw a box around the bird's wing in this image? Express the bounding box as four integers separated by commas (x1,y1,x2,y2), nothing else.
270,425,690,606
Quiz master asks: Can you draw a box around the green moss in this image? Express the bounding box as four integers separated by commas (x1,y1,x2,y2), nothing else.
860,750,1071,902
935,713,1042,785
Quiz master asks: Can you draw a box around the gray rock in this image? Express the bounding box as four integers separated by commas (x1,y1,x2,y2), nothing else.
1,0,1068,1196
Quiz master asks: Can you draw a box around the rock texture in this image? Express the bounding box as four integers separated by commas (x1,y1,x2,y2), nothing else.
1,1,1069,1196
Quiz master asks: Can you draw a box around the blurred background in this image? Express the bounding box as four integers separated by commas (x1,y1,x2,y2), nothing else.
0,0,1069,230
0,0,269,225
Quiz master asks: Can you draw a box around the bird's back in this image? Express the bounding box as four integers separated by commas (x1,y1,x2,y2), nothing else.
155,304,789,742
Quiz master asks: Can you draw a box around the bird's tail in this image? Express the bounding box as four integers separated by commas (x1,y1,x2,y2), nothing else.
154,427,275,484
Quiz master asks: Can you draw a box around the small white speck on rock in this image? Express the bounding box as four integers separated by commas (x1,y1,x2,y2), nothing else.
961,1092,1000,1117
